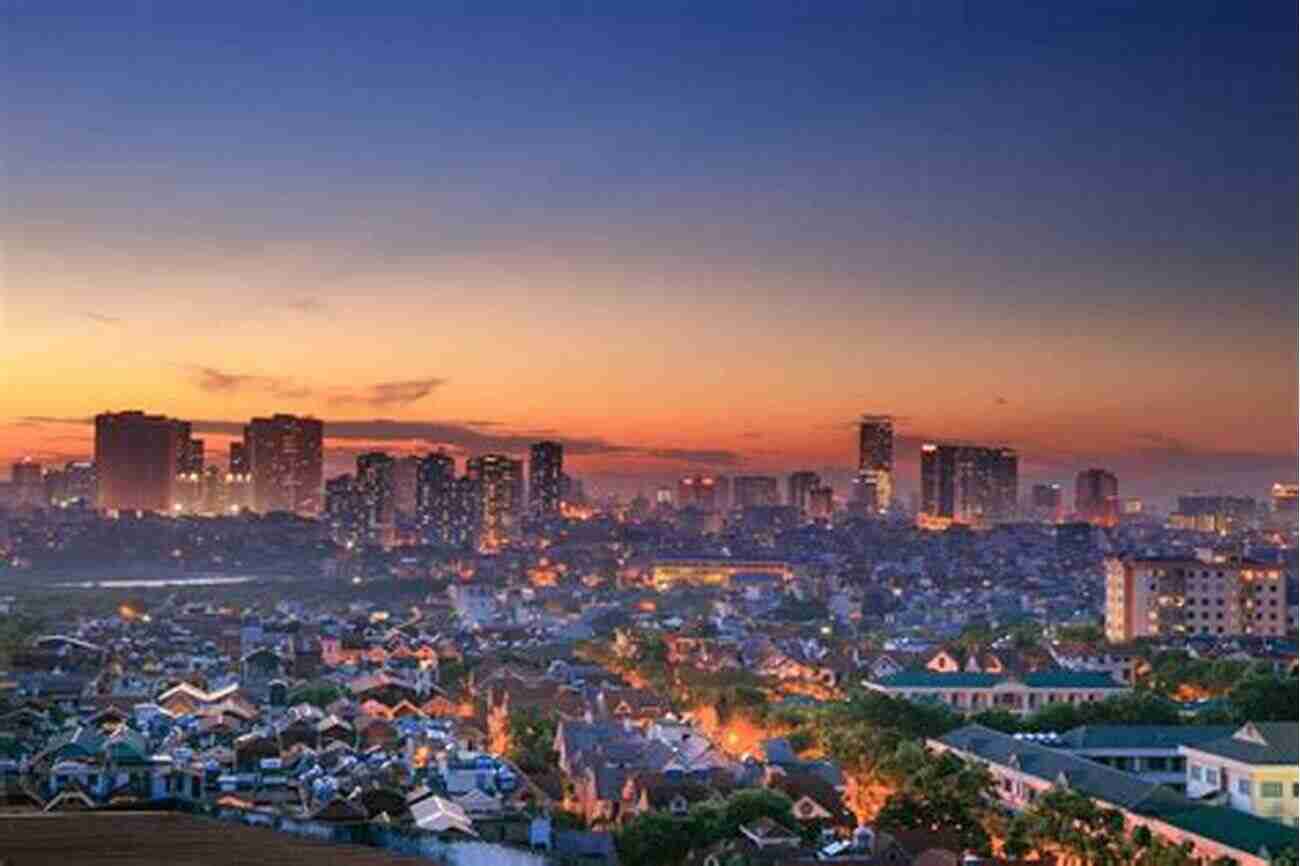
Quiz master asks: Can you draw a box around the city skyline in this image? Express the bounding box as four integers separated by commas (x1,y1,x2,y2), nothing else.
2,406,1294,507
3,4,1296,503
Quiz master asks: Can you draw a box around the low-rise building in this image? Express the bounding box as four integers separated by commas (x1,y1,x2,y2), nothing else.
1050,725,1235,791
1182,722,1299,827
933,724,1295,866
864,670,1128,716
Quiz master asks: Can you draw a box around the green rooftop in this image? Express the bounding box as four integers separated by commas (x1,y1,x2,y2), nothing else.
872,670,1125,690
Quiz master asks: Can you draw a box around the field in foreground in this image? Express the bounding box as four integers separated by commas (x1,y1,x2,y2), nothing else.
0,812,432,866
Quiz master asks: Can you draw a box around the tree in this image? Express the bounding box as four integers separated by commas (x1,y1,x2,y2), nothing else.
615,813,694,866
1227,674,1299,722
1023,701,1084,732
286,681,344,709
1013,787,1133,866
969,708,1023,733
874,750,997,855
716,788,797,839
1054,622,1105,645
1084,692,1181,725
507,707,559,774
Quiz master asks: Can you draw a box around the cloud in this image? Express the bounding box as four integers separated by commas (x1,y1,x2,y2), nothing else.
167,417,739,465
187,366,316,401
84,312,123,325
193,367,261,393
328,378,445,408
285,297,326,314
644,448,744,466
1132,431,1190,454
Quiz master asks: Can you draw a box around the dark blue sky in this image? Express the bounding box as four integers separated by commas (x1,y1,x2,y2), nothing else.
4,2,1296,498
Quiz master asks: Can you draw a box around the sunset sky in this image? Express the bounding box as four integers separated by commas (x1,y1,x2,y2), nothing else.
3,4,1296,503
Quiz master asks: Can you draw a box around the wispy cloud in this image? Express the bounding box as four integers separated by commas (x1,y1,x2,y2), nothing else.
329,378,445,408
187,366,316,401
285,296,326,314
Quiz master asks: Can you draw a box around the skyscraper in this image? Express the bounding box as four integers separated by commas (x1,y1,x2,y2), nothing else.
855,415,894,513
324,473,362,546
1075,468,1119,527
62,460,97,506
392,456,421,518
175,434,205,513
355,452,395,546
528,441,564,519
226,441,252,512
808,485,835,521
415,452,457,543
467,454,523,548
94,410,184,512
733,475,780,508
244,414,324,514
787,470,821,514
11,460,45,508
919,442,1018,527
1031,482,1063,522
677,474,720,511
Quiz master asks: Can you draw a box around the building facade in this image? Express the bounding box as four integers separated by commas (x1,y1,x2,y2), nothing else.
1181,722,1299,827
732,475,780,509
355,452,396,547
1104,553,1292,642
919,442,1018,528
466,454,522,549
94,410,184,513
855,415,893,513
1075,468,1119,527
415,452,457,544
528,441,564,520
787,471,821,516
244,414,324,515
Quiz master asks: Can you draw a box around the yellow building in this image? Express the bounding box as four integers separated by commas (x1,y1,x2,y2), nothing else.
649,557,790,591
1181,722,1299,826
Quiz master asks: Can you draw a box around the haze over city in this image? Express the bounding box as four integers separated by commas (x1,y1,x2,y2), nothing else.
4,4,1296,504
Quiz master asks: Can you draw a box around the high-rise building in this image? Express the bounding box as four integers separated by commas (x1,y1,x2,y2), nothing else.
733,475,780,509
677,474,722,511
1032,483,1061,508
1168,496,1257,534
1105,553,1292,641
467,454,523,548
1031,483,1063,522
528,441,564,520
61,461,96,506
173,434,206,513
324,473,362,546
787,471,821,515
244,414,323,515
11,460,45,508
415,452,456,544
355,452,395,546
1075,468,1119,527
225,441,252,512
855,415,894,513
94,411,184,513
392,456,421,518
449,475,481,548
808,485,835,522
1271,483,1298,515
919,442,1018,527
